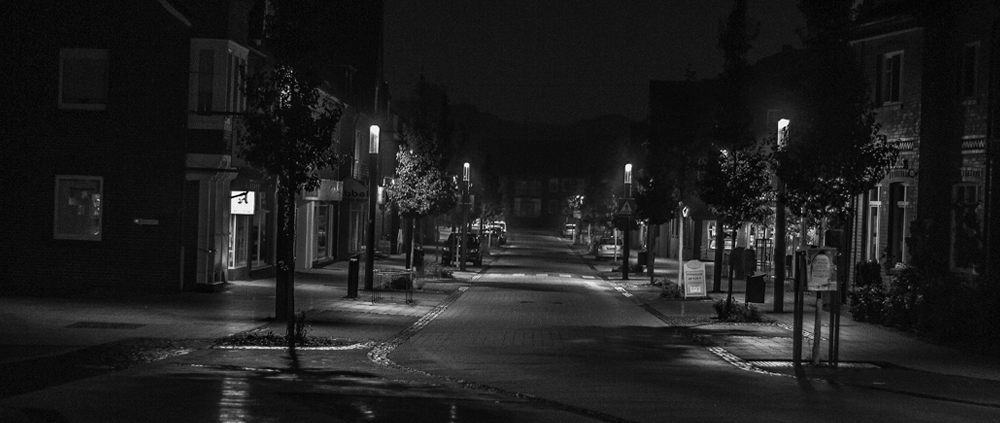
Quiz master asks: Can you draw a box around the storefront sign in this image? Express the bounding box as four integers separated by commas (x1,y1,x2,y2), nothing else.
323,179,343,201
343,178,369,201
683,260,707,297
231,191,255,215
807,247,837,291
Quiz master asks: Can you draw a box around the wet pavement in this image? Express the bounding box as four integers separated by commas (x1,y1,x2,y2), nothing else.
2,233,1000,421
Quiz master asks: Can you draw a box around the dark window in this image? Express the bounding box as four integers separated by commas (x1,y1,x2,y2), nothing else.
875,51,903,104
961,43,978,97
59,49,108,110
197,49,215,112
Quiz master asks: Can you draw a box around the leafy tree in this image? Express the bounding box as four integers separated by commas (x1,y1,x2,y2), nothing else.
385,129,457,266
774,0,898,229
698,0,772,304
239,0,345,324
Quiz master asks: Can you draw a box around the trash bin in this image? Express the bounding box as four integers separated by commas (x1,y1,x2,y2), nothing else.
413,247,425,267
746,273,766,304
346,254,360,298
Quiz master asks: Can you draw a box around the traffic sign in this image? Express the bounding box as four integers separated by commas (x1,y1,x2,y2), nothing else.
616,199,636,216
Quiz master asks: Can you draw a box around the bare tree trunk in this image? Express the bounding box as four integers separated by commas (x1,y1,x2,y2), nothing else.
275,177,296,327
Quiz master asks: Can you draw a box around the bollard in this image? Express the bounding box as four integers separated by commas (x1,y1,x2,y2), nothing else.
346,255,360,298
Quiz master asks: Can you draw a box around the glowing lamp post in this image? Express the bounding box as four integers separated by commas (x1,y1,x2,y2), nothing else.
460,163,470,271
775,118,790,312
364,124,379,291
623,163,632,280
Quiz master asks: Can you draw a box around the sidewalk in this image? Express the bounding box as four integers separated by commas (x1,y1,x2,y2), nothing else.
568,238,1000,403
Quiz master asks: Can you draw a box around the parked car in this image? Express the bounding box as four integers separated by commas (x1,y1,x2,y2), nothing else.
441,233,483,266
488,227,507,245
562,223,576,237
594,236,623,260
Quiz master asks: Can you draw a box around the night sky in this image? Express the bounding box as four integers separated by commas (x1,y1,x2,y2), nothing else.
384,0,806,125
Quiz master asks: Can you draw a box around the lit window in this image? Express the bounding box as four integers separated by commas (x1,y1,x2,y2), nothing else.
59,49,108,110
54,175,103,240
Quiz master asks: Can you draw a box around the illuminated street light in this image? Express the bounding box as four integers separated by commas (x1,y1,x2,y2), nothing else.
460,163,471,271
364,124,380,291
623,163,632,280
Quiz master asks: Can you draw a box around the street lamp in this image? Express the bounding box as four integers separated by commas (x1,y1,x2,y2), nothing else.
775,118,789,312
364,124,380,291
460,163,470,271
623,163,632,280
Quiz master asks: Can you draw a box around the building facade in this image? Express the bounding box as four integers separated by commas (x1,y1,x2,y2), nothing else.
4,0,389,294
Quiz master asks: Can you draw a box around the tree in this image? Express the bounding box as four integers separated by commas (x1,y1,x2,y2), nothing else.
698,0,772,305
385,129,458,267
774,0,898,232
239,0,346,325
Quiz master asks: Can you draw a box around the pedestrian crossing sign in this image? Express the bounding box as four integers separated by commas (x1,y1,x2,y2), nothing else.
616,199,636,217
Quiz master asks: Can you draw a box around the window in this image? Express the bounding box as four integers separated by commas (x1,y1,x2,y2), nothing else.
54,175,103,240
548,199,560,215
188,39,248,129
877,51,903,104
867,186,881,262
59,49,108,110
952,184,984,271
961,42,978,98
549,179,559,193
527,181,542,197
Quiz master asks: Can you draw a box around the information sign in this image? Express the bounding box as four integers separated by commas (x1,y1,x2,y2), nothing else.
683,260,707,297
806,247,837,291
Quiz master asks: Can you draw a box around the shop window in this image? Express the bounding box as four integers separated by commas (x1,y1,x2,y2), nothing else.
250,193,272,267
876,51,903,104
316,204,328,259
54,175,103,240
59,49,108,110
229,215,248,268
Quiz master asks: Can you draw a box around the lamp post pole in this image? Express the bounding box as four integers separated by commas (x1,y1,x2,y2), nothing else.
623,163,632,280
460,163,470,271
364,125,379,291
774,118,789,312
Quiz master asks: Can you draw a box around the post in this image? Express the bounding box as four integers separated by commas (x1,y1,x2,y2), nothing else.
773,118,790,312
623,163,632,280
460,163,470,271
793,250,805,369
364,125,379,291
678,206,684,288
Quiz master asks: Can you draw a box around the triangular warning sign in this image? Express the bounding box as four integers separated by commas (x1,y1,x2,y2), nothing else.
619,201,634,216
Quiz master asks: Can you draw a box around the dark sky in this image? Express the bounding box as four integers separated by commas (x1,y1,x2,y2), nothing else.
384,1,806,125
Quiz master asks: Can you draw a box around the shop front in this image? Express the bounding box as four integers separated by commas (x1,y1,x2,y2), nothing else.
227,179,275,281
295,179,343,269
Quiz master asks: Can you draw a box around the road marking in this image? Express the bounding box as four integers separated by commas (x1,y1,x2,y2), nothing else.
613,286,633,298
559,274,571,278
582,275,595,279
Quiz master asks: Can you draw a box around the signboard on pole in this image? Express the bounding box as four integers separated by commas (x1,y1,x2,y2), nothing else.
615,198,636,217
806,247,837,291
683,260,707,297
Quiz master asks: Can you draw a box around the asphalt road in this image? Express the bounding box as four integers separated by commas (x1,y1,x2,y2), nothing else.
392,232,1000,422
2,230,999,422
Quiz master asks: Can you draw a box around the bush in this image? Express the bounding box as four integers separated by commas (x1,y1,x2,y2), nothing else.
882,267,927,330
713,298,769,323
848,283,886,323
418,263,454,280
658,280,683,299
854,260,883,287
